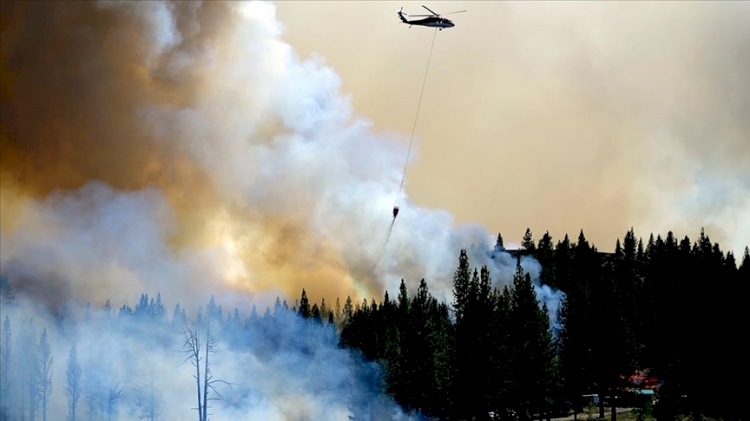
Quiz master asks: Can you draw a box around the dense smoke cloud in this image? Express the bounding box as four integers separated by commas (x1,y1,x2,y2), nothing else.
0,0,554,313
0,294,413,420
275,1,750,255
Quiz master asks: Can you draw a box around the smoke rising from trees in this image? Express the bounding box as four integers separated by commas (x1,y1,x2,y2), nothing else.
1,1,555,313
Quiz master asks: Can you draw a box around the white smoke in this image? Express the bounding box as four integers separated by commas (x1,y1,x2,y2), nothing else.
1,0,562,315
0,1,565,418
0,295,414,421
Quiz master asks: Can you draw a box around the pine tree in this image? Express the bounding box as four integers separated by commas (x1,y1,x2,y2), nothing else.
0,275,13,304
537,231,556,288
740,247,750,279
624,227,637,260
272,297,282,316
554,234,573,293
18,317,39,421
66,343,82,421
0,316,10,417
521,228,536,254
311,303,322,324
635,238,643,261
343,296,354,325
508,262,555,420
320,298,329,321
37,327,53,421
496,232,505,251
298,289,311,319
450,249,476,419
398,280,409,314
452,251,471,325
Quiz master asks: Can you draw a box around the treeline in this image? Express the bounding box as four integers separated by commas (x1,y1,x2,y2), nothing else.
0,227,747,421
0,286,399,421
337,227,749,421
0,292,172,421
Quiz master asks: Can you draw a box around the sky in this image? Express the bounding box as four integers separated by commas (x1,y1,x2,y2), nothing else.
276,0,750,255
0,0,748,313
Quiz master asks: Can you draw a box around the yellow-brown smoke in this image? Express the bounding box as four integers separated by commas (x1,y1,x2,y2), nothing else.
1,1,366,307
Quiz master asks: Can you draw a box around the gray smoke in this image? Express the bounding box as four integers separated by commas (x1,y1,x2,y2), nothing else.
0,1,563,418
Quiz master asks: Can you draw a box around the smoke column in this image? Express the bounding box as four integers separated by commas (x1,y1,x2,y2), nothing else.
0,1,565,418
0,0,559,312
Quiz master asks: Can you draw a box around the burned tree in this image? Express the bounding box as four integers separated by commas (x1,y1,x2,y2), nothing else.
181,296,231,421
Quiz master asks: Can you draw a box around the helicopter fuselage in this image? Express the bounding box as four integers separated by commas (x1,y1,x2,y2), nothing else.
404,16,454,29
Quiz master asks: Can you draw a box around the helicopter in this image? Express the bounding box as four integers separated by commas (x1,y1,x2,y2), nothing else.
396,5,466,30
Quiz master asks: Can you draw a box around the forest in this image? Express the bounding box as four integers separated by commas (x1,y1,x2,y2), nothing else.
0,227,747,421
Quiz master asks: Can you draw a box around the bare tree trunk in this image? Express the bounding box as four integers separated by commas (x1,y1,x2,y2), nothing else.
183,299,229,421
196,355,203,421
202,319,210,421
183,324,202,421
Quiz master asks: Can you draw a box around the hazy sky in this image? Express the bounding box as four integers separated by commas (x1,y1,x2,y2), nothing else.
276,1,750,255
0,1,747,311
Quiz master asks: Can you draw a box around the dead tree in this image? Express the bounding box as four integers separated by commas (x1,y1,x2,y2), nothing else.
182,297,231,421
182,319,203,421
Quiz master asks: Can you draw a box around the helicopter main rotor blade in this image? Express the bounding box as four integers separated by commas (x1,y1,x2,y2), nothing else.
443,10,467,15
408,14,433,17
422,5,439,16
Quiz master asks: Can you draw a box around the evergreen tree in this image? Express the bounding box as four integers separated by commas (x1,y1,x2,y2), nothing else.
37,327,53,421
0,316,10,418
311,303,322,324
451,251,471,325
554,234,573,293
488,285,512,417
595,262,638,419
740,247,750,279
0,275,13,304
636,238,644,262
18,317,39,421
320,298,329,321
521,228,536,253
298,289,311,319
508,262,554,420
398,280,409,314
273,297,282,316
450,250,474,419
343,296,354,325
66,343,82,421
557,274,593,417
537,231,556,288
496,232,505,251
624,227,637,260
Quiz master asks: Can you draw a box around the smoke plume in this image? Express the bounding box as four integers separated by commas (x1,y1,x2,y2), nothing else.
1,0,554,312
274,1,750,256
0,1,567,419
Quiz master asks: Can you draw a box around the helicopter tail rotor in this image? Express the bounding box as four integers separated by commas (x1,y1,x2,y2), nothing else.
395,7,408,23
